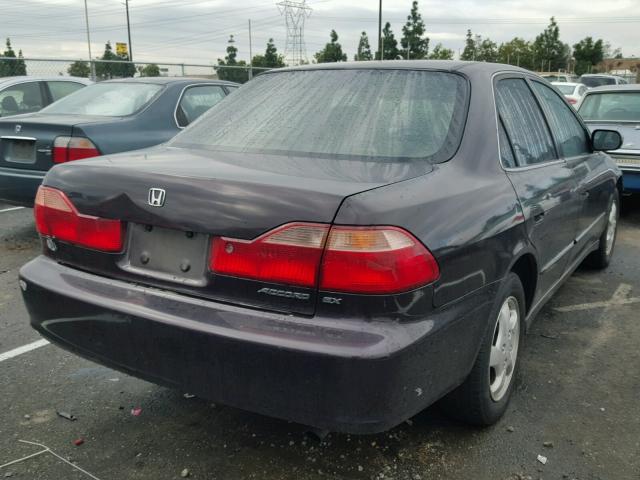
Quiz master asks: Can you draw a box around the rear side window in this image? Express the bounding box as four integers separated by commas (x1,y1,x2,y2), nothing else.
0,82,44,116
531,81,590,157
176,85,226,127
47,81,86,102
495,78,557,166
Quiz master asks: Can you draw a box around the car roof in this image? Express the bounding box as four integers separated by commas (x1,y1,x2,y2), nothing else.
583,84,640,93
579,74,620,79
0,76,92,86
102,76,238,86
270,60,531,75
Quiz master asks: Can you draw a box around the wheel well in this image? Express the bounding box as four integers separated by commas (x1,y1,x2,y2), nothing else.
511,254,537,314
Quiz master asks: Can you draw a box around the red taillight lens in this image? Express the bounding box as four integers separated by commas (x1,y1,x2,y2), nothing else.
53,136,100,164
319,226,439,294
209,223,439,294
211,223,329,287
34,186,123,252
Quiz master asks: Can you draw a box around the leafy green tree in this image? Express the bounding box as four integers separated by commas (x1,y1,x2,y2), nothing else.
216,35,249,83
139,63,161,77
354,31,372,61
67,61,90,77
572,37,605,76
314,30,347,63
498,38,534,69
460,30,477,61
95,41,135,79
532,17,570,71
252,38,285,70
476,38,499,62
400,1,429,59
0,39,27,76
428,43,454,60
375,22,400,60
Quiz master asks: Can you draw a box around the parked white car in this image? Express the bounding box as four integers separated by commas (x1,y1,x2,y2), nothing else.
0,76,91,117
552,81,588,107
579,74,628,88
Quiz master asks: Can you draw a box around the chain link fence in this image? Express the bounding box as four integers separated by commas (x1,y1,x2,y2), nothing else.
0,57,274,82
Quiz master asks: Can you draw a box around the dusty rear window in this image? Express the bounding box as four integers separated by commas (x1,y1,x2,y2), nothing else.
171,69,469,162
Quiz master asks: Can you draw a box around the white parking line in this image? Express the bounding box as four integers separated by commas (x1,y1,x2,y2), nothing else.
0,339,50,363
0,206,24,213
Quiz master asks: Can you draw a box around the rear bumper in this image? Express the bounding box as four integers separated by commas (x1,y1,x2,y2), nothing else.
0,166,45,206
20,255,494,433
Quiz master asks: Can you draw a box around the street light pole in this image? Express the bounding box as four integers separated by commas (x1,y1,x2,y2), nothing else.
377,0,382,60
83,0,95,80
125,0,133,61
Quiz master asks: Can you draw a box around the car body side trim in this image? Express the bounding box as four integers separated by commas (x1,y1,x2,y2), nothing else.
575,211,606,244
540,240,574,274
1,135,37,141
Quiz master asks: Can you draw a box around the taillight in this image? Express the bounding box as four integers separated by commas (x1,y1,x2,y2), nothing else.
211,223,329,287
567,98,577,104
53,136,100,164
319,226,439,294
209,223,439,294
34,186,123,252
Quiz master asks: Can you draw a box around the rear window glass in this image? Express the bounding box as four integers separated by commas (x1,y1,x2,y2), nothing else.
41,83,162,116
580,76,616,88
171,69,469,162
579,92,640,122
555,84,575,95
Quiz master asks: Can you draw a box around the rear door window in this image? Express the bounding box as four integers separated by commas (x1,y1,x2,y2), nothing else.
0,82,44,116
47,81,86,102
495,78,557,167
531,81,590,158
176,85,226,127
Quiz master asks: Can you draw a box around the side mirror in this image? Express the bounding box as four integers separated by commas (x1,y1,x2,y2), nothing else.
592,129,623,152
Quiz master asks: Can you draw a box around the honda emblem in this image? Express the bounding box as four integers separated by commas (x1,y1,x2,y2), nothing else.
148,188,166,207
14,124,21,133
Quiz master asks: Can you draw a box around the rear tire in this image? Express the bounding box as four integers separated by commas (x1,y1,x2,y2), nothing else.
441,273,525,426
584,191,619,269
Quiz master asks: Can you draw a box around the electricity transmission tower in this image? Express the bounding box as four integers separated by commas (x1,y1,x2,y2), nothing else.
276,0,312,65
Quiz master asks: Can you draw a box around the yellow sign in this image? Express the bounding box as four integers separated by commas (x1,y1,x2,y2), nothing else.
116,42,128,57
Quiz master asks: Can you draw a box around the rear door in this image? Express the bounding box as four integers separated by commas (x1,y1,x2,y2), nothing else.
529,80,608,261
495,75,581,296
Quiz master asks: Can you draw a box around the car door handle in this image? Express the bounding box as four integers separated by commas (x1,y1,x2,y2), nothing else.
531,205,545,224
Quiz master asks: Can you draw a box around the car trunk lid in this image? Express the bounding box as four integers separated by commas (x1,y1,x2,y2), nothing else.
0,114,105,171
42,146,432,315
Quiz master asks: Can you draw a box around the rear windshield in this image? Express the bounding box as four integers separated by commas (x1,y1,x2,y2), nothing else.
171,69,469,162
579,92,640,122
556,84,576,95
42,82,162,116
580,76,616,88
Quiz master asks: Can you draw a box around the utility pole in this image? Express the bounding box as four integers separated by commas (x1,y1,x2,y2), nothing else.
125,0,133,61
83,0,95,80
377,0,382,60
248,19,253,80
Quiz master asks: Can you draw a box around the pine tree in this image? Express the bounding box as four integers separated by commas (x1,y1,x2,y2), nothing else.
400,1,429,59
460,30,477,61
428,43,454,60
252,38,285,70
68,61,91,77
354,32,372,61
0,39,27,76
314,30,347,63
532,17,570,71
375,22,399,60
217,35,249,83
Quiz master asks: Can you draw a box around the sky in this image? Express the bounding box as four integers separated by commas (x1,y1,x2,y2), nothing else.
1,0,639,67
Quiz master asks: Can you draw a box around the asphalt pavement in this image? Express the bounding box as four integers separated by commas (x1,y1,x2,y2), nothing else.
1,200,639,480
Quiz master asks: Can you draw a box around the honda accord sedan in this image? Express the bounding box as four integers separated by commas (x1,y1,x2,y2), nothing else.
20,61,622,434
0,77,237,206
